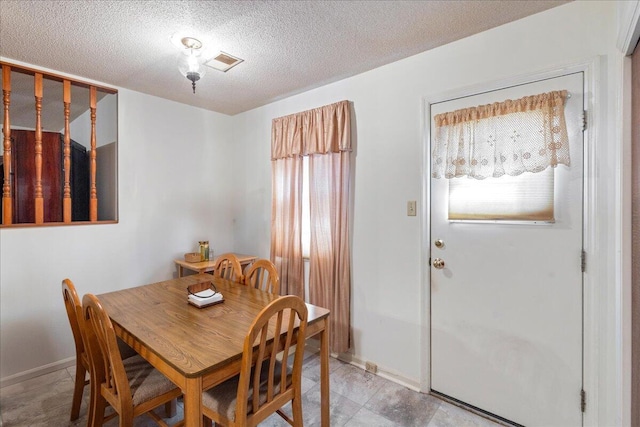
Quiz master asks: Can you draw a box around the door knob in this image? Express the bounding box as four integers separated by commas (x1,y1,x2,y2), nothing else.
434,239,444,249
433,258,445,269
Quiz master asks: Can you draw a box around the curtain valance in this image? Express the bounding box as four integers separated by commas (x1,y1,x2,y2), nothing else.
431,90,570,179
271,100,351,160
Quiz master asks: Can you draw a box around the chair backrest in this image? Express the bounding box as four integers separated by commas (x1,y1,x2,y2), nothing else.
243,259,280,295
82,293,134,408
62,279,86,359
213,253,244,282
236,295,308,426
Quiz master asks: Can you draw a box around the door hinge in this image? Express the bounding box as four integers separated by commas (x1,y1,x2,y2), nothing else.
582,110,587,131
581,250,586,273
581,389,586,412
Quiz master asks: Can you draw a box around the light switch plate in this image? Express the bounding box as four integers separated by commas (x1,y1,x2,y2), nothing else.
407,200,417,216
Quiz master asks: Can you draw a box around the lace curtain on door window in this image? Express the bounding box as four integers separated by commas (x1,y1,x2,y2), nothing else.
431,90,570,180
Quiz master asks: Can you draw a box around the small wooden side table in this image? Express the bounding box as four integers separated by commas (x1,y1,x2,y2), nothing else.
174,253,258,277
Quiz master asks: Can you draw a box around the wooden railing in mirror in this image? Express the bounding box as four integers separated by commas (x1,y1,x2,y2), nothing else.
1,61,118,227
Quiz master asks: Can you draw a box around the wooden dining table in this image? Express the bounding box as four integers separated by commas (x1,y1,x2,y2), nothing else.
97,275,331,427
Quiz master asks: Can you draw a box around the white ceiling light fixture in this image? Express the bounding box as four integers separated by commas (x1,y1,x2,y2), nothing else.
177,37,206,94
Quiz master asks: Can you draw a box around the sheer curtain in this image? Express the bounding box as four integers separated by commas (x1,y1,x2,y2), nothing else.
271,114,305,298
309,150,351,353
432,90,570,179
270,154,304,297
271,100,352,353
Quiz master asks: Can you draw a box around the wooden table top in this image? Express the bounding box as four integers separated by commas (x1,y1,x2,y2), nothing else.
98,275,329,378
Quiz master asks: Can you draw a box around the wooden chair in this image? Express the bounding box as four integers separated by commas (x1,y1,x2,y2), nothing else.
202,295,308,427
213,253,244,283
243,259,280,295
82,293,184,427
62,278,91,421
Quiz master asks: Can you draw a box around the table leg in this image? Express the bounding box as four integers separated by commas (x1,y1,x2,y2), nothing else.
320,318,330,427
178,265,184,278
184,376,203,427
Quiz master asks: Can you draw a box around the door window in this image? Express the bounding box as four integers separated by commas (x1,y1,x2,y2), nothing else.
448,168,554,222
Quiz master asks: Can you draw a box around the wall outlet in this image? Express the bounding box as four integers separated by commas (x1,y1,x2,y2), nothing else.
365,361,378,374
407,200,417,216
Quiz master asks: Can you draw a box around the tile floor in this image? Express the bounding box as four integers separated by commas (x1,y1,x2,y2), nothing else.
0,351,502,427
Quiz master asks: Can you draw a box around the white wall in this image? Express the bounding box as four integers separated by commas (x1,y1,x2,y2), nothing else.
0,85,236,382
232,1,625,424
0,1,629,424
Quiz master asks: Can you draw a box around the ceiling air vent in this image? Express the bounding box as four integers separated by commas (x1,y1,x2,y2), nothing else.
204,52,244,72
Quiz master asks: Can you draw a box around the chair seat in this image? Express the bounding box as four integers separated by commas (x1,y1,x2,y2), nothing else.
123,355,179,407
202,361,291,421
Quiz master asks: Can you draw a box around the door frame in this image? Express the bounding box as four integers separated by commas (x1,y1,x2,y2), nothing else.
420,57,601,426
618,3,640,426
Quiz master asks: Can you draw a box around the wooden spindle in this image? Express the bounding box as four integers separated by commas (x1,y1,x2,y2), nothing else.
63,80,71,223
34,73,43,224
89,86,97,221
2,65,11,225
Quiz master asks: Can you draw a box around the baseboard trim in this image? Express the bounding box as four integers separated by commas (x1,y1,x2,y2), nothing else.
336,352,421,391
0,357,75,389
304,338,421,391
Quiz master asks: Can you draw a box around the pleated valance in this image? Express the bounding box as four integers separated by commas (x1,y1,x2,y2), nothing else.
271,100,351,160
432,90,570,179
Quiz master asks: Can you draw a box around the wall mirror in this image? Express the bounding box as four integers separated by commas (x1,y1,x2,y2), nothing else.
0,61,118,227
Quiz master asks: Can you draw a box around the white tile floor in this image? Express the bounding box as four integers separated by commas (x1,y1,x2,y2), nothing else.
0,351,502,427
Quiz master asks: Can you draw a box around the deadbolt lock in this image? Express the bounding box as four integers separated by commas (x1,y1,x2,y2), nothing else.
433,258,445,269
434,239,444,249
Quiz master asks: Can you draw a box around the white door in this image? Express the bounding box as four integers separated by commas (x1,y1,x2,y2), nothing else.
430,73,584,426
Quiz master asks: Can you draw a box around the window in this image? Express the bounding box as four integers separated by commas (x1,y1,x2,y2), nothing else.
432,90,570,223
301,156,310,257
448,168,554,222
271,100,352,353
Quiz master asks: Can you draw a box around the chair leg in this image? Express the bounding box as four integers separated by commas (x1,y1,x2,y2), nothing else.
119,407,134,427
70,361,87,420
91,394,107,427
291,394,304,427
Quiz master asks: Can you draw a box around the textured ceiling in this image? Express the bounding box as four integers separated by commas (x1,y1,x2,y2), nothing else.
0,0,568,116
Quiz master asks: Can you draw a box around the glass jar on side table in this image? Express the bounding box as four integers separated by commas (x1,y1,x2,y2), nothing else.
198,241,210,261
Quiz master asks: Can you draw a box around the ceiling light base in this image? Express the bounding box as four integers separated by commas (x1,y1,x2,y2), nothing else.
181,37,202,50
